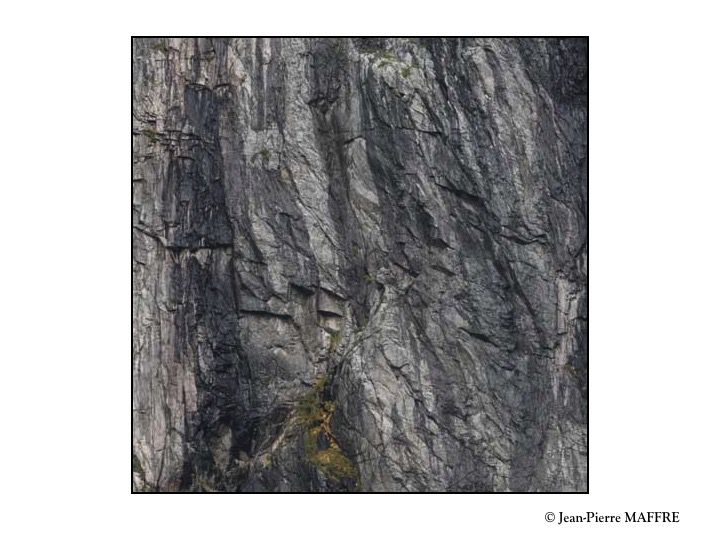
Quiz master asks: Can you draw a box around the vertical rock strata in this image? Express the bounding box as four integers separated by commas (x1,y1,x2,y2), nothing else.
132,37,588,492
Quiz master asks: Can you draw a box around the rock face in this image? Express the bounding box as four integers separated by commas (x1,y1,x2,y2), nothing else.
132,37,587,492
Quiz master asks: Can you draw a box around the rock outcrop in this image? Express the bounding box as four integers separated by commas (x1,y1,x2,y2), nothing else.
132,37,588,492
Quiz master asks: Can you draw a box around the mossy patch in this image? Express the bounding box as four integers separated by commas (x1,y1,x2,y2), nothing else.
328,331,341,352
132,453,144,474
372,50,395,69
563,362,580,379
141,128,160,144
296,377,358,486
132,453,147,486
150,42,170,54
254,147,272,165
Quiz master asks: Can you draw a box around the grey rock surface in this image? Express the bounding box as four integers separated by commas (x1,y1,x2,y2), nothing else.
132,37,587,492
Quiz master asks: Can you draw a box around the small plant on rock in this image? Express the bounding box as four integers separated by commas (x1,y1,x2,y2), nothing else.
150,42,169,54
141,128,160,144
295,377,358,486
328,331,341,352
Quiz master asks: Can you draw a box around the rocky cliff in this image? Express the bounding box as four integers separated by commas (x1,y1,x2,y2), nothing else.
132,37,587,492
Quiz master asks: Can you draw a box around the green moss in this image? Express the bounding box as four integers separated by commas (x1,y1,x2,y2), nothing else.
296,379,325,425
328,332,341,352
563,363,580,378
372,50,395,69
142,128,160,144
150,42,169,54
362,273,375,284
400,66,411,78
330,40,347,55
296,377,358,485
132,454,142,473
132,453,146,484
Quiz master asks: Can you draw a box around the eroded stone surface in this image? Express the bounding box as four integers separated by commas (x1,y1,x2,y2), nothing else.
132,37,587,492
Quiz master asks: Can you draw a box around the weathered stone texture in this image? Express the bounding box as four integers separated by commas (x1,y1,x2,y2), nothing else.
132,37,587,492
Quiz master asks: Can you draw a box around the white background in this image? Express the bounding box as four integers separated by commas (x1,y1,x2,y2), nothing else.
1,1,718,538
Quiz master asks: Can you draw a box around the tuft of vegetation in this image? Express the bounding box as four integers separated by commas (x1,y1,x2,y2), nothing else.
150,42,169,54
132,453,147,486
400,66,411,78
362,273,376,284
295,377,358,485
132,454,143,474
563,363,580,378
259,147,271,161
328,331,341,352
142,128,160,144
330,40,347,55
372,50,395,69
